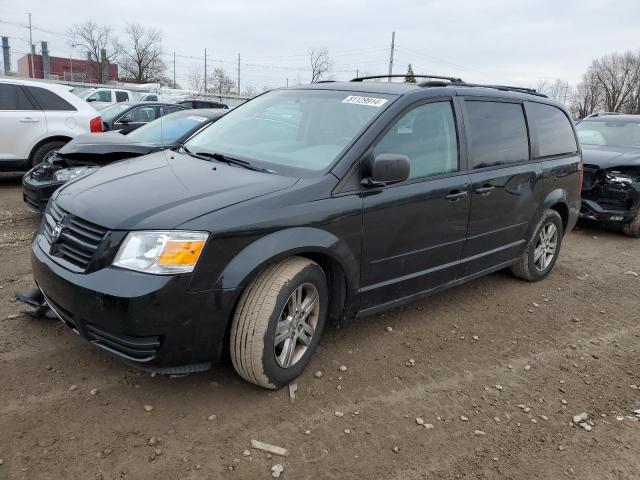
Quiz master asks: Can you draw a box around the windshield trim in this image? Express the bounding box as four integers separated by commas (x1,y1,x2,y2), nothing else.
184,88,400,178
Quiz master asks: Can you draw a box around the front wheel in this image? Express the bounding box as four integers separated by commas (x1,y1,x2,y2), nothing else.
621,215,640,238
230,256,328,389
511,209,564,282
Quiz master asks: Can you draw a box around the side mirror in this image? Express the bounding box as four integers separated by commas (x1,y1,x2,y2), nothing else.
363,153,410,187
86,97,96,102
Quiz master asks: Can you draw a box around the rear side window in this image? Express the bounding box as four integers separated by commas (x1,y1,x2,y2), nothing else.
527,102,577,157
0,84,36,110
27,86,76,111
115,91,129,102
466,101,529,168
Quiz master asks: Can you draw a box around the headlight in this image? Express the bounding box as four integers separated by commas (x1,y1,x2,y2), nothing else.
113,231,209,274
54,166,99,182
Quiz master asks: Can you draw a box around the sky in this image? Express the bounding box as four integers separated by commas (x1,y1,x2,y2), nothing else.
0,0,639,92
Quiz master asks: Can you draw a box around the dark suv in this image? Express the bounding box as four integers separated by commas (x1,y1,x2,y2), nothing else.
25,75,581,388
576,113,640,237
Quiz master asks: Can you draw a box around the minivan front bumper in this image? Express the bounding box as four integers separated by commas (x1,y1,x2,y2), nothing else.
31,237,240,372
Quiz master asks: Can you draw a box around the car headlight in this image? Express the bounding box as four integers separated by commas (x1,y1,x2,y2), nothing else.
53,166,99,182
113,231,209,274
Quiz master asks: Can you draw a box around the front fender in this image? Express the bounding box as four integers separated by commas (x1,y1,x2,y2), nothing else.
212,227,360,293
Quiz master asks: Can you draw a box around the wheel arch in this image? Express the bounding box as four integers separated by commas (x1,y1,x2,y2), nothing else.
28,136,72,163
215,227,360,321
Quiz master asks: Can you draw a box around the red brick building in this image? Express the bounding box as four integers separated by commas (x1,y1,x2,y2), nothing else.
17,53,118,83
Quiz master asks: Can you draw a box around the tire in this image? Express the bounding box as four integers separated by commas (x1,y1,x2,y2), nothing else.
510,209,564,282
230,256,328,389
31,140,67,167
621,215,640,238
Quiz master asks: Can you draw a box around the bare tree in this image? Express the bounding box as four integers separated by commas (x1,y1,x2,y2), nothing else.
187,63,204,92
591,52,640,112
119,23,166,83
572,70,602,118
208,67,235,94
242,85,259,98
309,47,332,83
68,21,122,83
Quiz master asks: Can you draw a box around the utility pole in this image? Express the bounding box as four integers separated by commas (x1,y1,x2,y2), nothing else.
203,48,207,93
237,53,240,95
356,68,359,78
28,13,35,78
173,52,176,89
387,31,395,82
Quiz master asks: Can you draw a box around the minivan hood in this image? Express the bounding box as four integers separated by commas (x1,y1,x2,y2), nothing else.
582,145,640,169
54,150,298,230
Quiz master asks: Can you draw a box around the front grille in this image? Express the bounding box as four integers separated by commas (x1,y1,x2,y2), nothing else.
43,201,108,271
85,324,161,362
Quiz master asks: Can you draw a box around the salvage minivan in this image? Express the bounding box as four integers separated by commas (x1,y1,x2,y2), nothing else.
25,75,582,388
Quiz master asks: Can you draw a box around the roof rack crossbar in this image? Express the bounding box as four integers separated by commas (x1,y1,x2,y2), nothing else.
351,74,464,83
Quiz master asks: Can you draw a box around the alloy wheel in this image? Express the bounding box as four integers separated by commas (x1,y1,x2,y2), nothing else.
533,222,558,271
274,283,319,368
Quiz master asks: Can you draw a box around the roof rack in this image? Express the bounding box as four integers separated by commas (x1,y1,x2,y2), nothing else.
351,74,464,83
584,112,625,119
453,82,548,98
315,80,337,83
350,74,548,98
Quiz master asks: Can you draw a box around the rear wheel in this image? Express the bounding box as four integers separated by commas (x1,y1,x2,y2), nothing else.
31,140,66,167
230,256,328,389
621,215,640,238
511,209,564,282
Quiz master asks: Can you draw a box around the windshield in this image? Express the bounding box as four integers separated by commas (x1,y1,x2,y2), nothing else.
127,112,212,145
99,103,132,122
72,87,92,98
577,119,640,148
185,89,395,172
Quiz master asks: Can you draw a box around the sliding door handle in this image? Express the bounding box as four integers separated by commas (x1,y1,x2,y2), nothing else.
445,190,469,202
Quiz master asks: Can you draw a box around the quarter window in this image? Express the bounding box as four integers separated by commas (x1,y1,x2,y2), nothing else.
0,84,35,110
115,91,129,102
466,101,529,168
27,86,76,111
527,102,577,157
374,102,459,180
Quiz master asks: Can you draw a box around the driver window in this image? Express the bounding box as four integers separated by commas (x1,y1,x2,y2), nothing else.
374,101,459,180
89,90,112,102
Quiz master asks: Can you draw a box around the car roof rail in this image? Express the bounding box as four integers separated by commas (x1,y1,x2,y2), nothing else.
450,82,548,98
584,111,625,119
351,74,464,83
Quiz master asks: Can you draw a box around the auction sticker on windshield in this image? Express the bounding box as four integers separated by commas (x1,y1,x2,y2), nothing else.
342,96,388,107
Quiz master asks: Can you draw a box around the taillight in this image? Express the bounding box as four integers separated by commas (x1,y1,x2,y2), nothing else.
90,116,103,133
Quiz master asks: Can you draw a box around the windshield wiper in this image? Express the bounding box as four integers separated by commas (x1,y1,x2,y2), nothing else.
196,150,273,173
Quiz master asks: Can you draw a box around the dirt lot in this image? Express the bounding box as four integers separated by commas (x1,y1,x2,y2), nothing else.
0,171,639,480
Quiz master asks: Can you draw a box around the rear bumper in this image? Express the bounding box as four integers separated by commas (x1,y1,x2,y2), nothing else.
22,172,64,213
31,236,240,370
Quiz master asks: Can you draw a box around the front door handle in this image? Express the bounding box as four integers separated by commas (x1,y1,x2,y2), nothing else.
20,117,40,123
445,190,469,202
474,186,495,196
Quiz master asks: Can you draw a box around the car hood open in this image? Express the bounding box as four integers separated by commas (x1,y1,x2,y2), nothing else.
582,145,640,169
57,132,163,165
54,150,298,230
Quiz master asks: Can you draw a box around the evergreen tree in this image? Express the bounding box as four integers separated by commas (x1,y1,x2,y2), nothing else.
405,64,416,83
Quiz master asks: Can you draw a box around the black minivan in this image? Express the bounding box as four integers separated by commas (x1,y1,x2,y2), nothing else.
26,75,582,388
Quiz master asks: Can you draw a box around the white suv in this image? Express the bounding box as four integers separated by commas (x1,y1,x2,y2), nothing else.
0,79,102,171
75,87,134,110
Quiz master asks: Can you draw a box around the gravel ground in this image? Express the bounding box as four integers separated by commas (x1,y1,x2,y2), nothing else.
0,171,639,480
